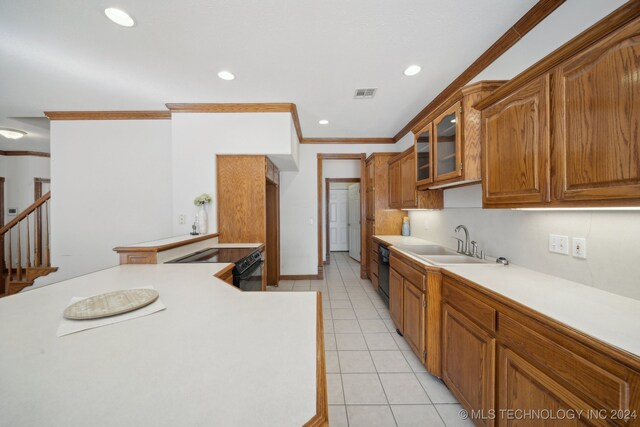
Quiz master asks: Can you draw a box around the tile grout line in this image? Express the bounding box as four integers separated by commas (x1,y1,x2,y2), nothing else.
340,261,399,426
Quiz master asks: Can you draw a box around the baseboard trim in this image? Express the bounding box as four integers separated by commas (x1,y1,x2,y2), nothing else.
280,274,322,280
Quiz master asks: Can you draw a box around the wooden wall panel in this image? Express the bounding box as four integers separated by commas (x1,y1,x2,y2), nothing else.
217,156,267,243
372,153,405,235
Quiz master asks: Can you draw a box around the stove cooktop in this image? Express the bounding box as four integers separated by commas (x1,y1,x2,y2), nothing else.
166,247,258,264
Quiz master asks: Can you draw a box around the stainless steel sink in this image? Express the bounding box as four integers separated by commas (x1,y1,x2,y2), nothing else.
417,255,495,266
395,244,458,256
395,244,497,266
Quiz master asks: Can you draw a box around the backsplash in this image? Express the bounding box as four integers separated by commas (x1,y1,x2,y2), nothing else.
408,185,640,301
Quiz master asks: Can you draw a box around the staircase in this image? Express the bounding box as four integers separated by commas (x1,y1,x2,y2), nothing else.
1,192,57,297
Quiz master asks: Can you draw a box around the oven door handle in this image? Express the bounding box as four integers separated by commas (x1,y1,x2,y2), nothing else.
236,259,263,280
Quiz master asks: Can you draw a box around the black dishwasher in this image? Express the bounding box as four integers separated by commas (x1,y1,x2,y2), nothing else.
378,245,390,307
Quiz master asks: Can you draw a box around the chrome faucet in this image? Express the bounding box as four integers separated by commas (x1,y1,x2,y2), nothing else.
454,225,471,255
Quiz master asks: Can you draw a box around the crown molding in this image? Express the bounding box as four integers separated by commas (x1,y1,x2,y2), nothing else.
44,111,171,120
0,150,50,158
165,103,294,113
302,137,395,144
393,0,566,141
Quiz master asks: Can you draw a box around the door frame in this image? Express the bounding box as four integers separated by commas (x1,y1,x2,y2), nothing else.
34,178,50,200
317,153,367,279
325,178,360,264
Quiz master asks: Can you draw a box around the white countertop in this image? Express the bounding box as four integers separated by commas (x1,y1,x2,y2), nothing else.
0,264,317,427
374,235,640,358
120,233,219,248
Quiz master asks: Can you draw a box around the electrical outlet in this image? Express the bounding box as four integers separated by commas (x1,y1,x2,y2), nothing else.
572,237,587,259
549,234,569,255
178,214,186,225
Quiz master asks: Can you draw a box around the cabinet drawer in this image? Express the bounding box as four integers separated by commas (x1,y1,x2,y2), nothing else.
498,313,631,414
443,277,496,332
390,253,425,292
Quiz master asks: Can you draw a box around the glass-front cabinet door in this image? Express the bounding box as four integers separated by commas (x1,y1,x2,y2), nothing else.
434,102,462,182
415,123,433,187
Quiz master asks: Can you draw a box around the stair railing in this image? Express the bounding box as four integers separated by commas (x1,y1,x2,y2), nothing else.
0,192,51,292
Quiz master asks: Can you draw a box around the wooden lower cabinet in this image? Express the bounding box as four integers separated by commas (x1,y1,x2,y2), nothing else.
403,280,425,359
390,249,442,375
497,345,592,427
442,274,640,427
389,268,404,333
442,303,495,427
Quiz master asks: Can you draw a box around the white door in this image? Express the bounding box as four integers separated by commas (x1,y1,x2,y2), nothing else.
329,188,349,251
348,183,361,261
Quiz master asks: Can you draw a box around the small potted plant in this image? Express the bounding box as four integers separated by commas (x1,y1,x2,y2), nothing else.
194,193,212,234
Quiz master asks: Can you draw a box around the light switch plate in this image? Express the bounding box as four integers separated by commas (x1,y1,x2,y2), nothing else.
549,234,569,255
572,237,587,259
178,214,186,225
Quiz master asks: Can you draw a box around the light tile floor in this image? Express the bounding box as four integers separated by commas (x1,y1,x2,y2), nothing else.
268,252,474,427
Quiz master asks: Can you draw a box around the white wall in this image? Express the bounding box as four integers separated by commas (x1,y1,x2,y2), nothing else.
321,159,360,261
408,185,640,301
44,120,173,285
170,112,299,236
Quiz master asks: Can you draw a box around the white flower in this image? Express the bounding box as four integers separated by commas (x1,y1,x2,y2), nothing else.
194,193,212,206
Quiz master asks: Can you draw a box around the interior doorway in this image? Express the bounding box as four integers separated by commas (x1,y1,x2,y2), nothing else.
325,178,360,263
317,153,367,279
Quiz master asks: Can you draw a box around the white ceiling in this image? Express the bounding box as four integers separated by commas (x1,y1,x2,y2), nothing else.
0,0,542,148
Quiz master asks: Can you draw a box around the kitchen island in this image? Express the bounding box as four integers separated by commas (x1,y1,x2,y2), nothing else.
0,264,326,427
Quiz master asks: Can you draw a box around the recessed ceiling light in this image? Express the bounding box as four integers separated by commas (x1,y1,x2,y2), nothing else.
104,8,135,27
403,65,422,76
319,119,329,125
0,128,26,140
217,71,235,81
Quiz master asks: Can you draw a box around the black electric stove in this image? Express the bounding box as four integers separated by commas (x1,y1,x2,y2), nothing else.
167,247,257,264
167,247,263,291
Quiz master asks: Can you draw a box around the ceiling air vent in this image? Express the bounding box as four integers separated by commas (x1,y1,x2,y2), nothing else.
354,88,377,99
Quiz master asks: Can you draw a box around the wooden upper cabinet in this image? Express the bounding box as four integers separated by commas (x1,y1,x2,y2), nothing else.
481,75,551,207
415,123,434,187
389,148,444,210
552,18,640,204
401,151,417,208
434,102,462,182
476,10,640,208
388,160,402,209
413,81,505,191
